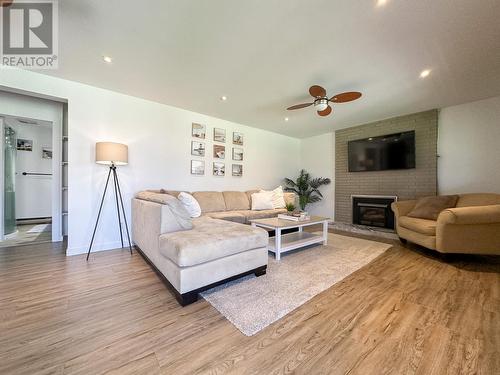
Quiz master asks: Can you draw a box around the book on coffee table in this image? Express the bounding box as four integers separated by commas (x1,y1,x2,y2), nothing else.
277,214,311,221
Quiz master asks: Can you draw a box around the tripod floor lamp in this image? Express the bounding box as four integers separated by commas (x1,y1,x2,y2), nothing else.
87,142,132,261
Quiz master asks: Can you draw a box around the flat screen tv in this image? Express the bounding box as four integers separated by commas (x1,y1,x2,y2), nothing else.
348,131,415,172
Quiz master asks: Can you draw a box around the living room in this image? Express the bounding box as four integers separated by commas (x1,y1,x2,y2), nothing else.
0,0,499,374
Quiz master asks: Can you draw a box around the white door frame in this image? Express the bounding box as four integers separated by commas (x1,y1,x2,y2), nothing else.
0,114,62,243
0,117,4,240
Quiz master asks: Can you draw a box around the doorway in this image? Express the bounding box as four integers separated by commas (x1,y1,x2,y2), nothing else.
0,115,54,247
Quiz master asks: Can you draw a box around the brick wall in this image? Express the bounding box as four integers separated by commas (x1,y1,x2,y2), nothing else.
335,110,438,222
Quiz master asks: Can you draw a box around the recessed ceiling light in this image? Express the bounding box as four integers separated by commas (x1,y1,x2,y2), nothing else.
220,96,227,101
420,69,431,78
284,117,289,122
376,0,388,7
103,56,112,63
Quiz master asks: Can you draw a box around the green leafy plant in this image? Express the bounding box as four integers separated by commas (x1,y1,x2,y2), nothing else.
284,169,331,211
285,202,296,212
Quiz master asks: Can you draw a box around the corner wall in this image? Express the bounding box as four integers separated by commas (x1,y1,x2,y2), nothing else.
335,110,438,223
299,133,334,218
438,95,500,194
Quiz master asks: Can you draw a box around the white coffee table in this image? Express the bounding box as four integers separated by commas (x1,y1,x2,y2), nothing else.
250,216,330,260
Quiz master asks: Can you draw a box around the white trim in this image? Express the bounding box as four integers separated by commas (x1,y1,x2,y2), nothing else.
66,240,126,256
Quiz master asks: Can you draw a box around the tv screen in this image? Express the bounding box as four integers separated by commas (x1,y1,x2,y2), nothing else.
348,131,415,172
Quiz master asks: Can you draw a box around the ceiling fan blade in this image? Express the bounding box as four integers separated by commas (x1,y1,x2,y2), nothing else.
309,85,327,98
287,103,313,110
330,91,362,103
317,106,332,116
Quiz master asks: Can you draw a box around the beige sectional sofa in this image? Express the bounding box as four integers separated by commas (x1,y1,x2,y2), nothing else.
132,189,295,305
392,193,500,255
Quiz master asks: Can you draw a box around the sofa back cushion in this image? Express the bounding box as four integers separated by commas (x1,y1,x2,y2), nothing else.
192,191,226,213
223,191,250,210
456,193,500,208
407,195,459,221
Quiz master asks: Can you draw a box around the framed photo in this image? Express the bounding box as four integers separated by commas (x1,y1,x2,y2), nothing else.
17,138,33,151
213,162,225,176
213,128,226,143
213,144,225,159
232,147,243,161
232,164,243,177
191,141,205,157
42,147,53,159
192,123,206,139
191,160,205,175
233,132,243,145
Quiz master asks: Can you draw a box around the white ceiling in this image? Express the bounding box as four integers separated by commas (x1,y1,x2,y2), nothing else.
44,0,500,138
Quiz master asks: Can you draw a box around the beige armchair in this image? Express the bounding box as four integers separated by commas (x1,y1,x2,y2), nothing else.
392,193,500,255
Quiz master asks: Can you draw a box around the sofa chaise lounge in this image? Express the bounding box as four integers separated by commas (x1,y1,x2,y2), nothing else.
132,189,295,305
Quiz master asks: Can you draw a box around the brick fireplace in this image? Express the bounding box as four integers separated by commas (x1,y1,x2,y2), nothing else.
335,110,438,224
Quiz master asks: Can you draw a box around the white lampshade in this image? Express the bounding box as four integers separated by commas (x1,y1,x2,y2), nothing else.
95,142,128,166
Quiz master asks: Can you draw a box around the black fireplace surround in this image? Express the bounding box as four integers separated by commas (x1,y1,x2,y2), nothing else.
352,195,396,230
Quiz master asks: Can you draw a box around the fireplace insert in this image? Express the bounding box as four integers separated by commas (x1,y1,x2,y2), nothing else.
352,195,396,230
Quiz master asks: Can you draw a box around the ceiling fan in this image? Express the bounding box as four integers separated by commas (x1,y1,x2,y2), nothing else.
287,85,362,117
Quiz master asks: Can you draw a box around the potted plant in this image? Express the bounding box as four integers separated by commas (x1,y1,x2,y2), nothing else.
284,169,331,211
285,202,296,213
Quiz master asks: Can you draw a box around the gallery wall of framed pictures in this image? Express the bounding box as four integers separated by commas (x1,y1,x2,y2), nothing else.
190,122,244,177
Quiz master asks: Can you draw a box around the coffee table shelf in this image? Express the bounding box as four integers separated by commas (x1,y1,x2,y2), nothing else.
250,216,330,260
267,231,323,252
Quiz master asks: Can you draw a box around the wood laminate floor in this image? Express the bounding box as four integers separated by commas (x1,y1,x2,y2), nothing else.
0,231,499,374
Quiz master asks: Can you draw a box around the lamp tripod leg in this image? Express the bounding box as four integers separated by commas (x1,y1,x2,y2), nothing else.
113,168,133,254
87,167,112,261
112,166,124,248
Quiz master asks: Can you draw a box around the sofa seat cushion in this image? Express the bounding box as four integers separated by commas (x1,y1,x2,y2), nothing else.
204,211,246,224
159,217,268,267
398,216,437,236
237,208,287,222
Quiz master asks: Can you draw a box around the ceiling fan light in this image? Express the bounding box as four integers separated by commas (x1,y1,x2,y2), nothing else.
315,99,329,112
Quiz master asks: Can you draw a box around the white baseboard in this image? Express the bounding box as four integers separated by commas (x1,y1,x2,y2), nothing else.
66,240,127,256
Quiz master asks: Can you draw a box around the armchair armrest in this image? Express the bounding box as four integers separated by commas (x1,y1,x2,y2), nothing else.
438,204,500,225
391,200,417,218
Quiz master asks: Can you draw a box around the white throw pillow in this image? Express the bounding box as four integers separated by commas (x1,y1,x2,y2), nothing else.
260,186,286,209
178,192,202,217
251,191,274,210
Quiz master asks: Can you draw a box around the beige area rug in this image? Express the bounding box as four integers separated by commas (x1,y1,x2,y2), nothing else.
201,233,391,336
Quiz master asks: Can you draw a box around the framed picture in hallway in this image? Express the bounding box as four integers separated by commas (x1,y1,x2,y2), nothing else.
233,132,243,145
213,128,226,143
232,164,243,177
17,138,33,151
42,147,53,159
191,141,205,157
213,162,225,176
232,147,243,161
192,123,206,139
191,160,205,175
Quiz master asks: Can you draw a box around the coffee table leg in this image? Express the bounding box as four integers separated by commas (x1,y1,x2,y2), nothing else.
322,221,328,245
275,228,281,260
